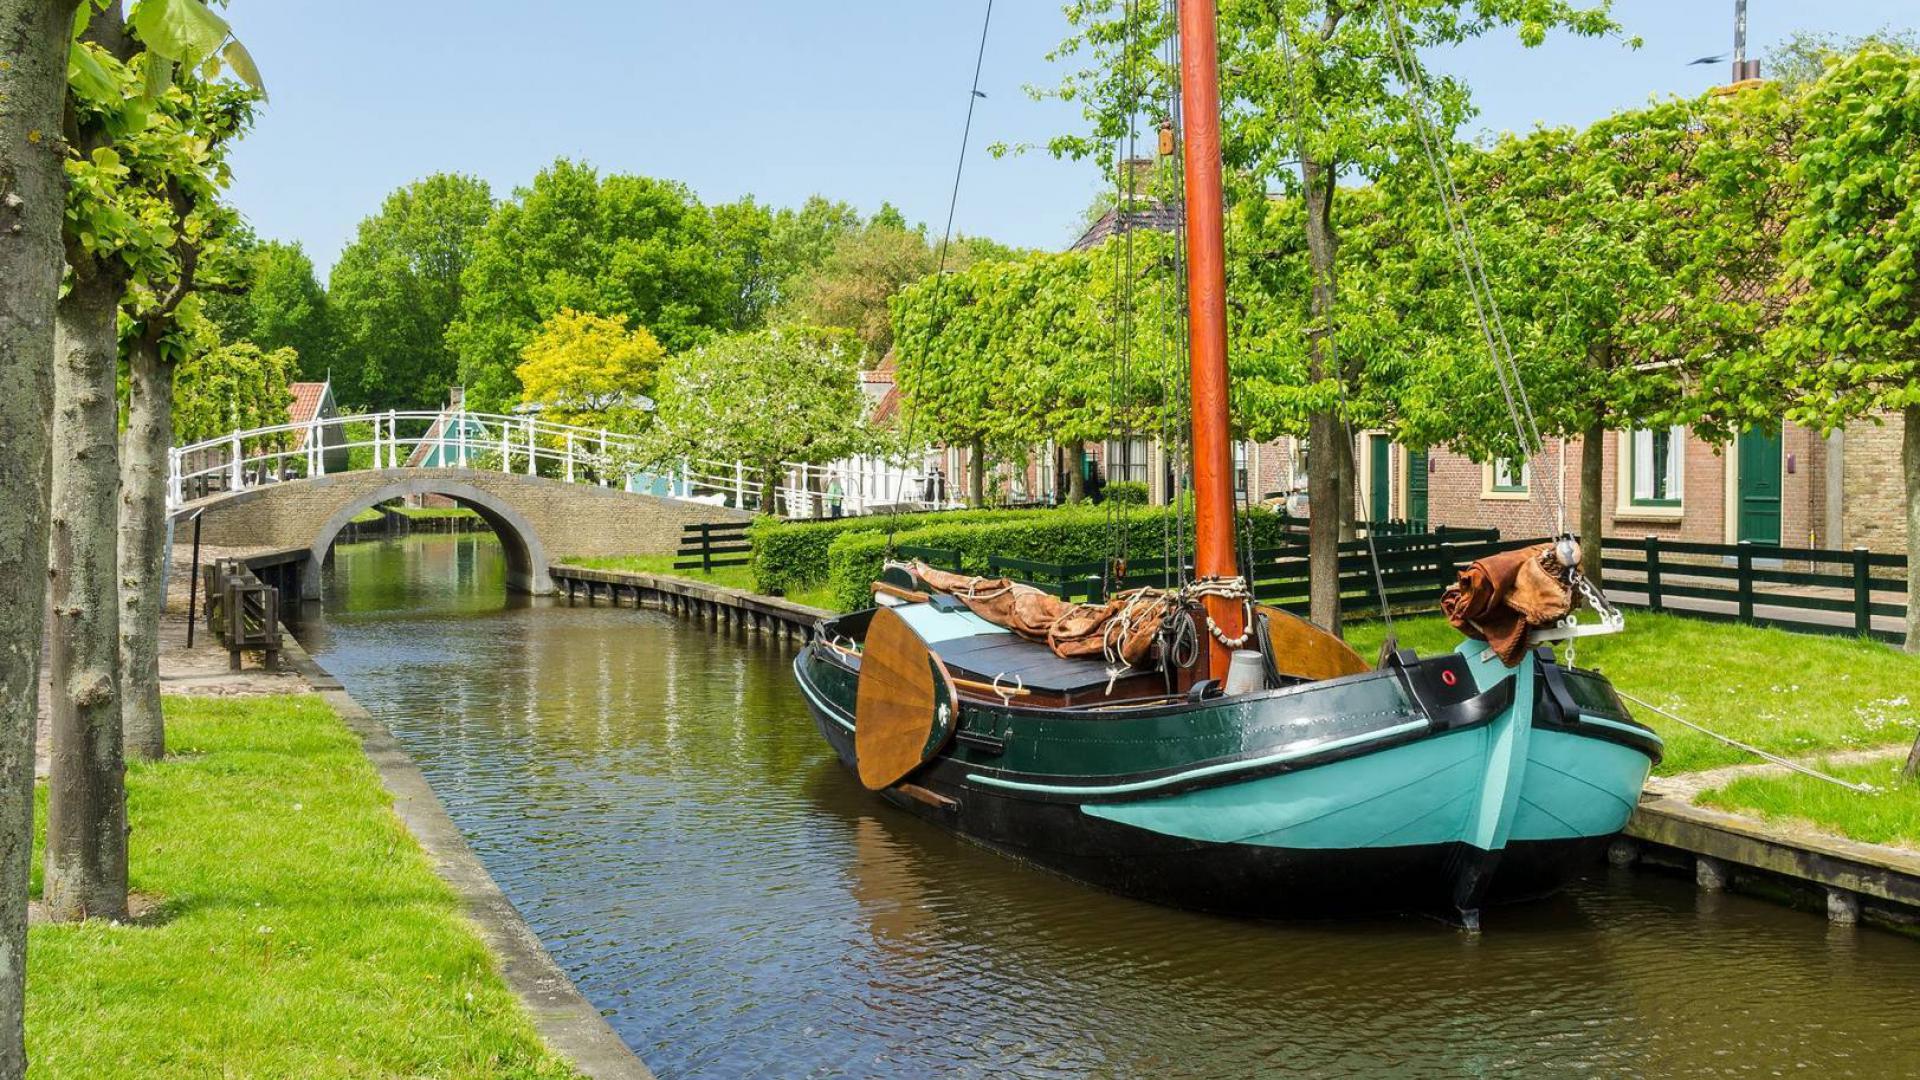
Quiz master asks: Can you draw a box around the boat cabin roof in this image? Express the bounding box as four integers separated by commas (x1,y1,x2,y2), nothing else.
889,600,1120,695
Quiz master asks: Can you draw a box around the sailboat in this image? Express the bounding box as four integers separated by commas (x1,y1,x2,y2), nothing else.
792,0,1659,926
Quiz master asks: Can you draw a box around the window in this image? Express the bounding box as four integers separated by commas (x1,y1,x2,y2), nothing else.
1233,442,1249,498
1630,426,1684,505
1492,458,1529,493
1106,437,1151,486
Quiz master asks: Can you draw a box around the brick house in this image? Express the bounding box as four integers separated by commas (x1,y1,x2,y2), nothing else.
1361,411,1907,554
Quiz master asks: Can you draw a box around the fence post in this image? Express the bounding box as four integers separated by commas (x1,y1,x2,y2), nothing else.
501,421,511,472
735,462,746,508
457,411,469,468
312,417,325,476
1736,540,1754,623
565,433,575,484
167,447,182,510
387,411,398,469
701,525,713,574
228,431,243,491
526,418,537,476
1853,546,1872,637
1643,535,1663,612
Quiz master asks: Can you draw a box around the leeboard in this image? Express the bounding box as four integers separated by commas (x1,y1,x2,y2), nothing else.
855,605,959,790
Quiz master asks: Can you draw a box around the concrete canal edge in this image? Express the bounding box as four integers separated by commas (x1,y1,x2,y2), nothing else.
1620,792,1920,933
547,564,832,638
278,633,656,1080
548,562,1920,935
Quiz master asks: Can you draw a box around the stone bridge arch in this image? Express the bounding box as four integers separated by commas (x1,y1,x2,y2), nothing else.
181,468,752,601
305,478,553,600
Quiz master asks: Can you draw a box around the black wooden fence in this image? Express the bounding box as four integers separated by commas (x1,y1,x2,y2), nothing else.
675,521,752,573
904,528,1911,645
1600,536,1909,643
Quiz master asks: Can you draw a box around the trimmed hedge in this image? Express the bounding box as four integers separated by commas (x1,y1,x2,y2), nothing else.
823,505,1292,612
749,507,1065,596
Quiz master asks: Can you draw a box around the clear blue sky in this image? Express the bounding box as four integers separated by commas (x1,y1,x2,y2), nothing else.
222,1,1917,275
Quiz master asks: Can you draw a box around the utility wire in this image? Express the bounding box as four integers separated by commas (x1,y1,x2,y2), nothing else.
1616,691,1880,794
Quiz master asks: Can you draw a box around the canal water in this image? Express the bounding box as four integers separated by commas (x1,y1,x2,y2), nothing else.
297,535,1920,1079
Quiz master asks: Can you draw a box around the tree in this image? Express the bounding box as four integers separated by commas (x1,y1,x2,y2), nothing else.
204,237,336,380
329,172,491,409
0,0,81,1067
171,340,297,442
1772,48,1920,663
116,74,255,765
710,194,863,331
650,327,870,512
449,159,729,411
515,308,664,432
1042,0,1620,634
788,210,937,361
48,0,260,926
1765,27,1918,89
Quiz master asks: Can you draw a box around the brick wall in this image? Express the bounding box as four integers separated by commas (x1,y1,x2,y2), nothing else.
1840,410,1908,554
1422,423,1842,546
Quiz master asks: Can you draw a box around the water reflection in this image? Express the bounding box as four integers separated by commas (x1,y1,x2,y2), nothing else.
298,535,1920,1079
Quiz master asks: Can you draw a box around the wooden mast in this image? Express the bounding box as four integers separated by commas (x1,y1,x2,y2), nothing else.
1176,0,1244,680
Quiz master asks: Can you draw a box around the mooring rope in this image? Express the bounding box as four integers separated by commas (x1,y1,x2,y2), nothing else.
1614,690,1881,795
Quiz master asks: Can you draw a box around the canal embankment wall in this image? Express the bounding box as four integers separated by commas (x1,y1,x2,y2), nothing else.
545,561,1920,937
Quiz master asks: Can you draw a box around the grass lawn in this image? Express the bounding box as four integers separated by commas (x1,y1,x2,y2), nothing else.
1345,612,1920,776
348,506,386,524
28,695,576,1079
564,554,839,612
1700,759,1920,851
393,505,482,520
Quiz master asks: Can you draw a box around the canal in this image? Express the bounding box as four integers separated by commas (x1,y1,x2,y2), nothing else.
296,534,1920,1079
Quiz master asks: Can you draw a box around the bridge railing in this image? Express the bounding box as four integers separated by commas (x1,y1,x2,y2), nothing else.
167,410,963,519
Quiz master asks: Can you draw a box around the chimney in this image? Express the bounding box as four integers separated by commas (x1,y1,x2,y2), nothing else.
1117,156,1158,200
447,386,465,410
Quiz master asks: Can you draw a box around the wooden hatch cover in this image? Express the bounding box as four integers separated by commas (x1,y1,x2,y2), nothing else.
854,605,960,791
1256,604,1372,682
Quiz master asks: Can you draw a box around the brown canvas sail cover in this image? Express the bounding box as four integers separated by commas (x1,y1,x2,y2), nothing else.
1440,544,1574,666
908,561,1165,668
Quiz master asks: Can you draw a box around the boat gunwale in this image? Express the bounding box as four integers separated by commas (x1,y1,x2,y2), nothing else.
794,645,1661,805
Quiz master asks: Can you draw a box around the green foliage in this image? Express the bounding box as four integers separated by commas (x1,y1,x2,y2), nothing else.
1776,48,1920,429
514,308,663,432
821,505,1291,613
747,507,1064,596
650,326,871,491
711,194,862,331
171,340,296,442
328,173,493,410
448,159,729,411
1765,26,1919,90
27,694,573,1077
204,237,338,381
1103,480,1148,505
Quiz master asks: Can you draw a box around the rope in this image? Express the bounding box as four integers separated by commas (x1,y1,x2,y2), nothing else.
888,0,995,554
1379,1,1564,541
1615,691,1881,795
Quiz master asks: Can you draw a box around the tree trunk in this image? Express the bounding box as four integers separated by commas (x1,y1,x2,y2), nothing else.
758,460,778,517
45,266,129,924
968,438,986,508
119,337,174,762
0,0,80,1065
1300,156,1341,633
1581,417,1606,586
1904,402,1918,659
1066,442,1087,504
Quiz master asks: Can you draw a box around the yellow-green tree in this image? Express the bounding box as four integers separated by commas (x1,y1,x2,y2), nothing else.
515,308,663,432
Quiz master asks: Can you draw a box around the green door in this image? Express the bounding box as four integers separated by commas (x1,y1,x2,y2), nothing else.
1737,429,1782,544
1369,436,1392,523
1405,449,1429,528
